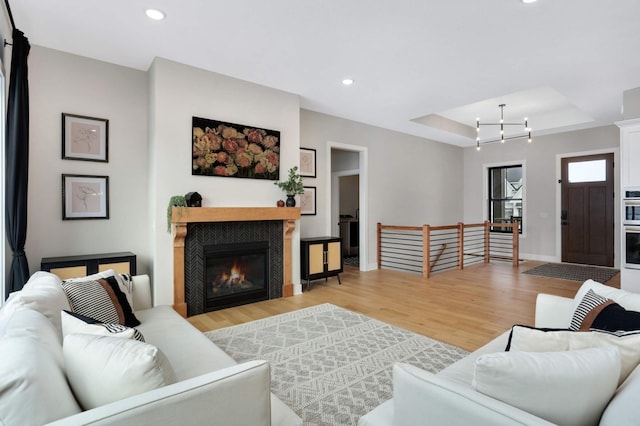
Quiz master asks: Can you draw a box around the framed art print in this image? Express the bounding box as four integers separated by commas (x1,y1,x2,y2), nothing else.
62,113,109,162
300,186,316,215
62,174,109,220
192,116,280,180
299,148,316,178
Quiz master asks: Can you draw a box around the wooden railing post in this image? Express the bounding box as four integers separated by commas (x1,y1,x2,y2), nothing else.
512,222,519,267
457,222,464,270
377,222,382,270
484,221,490,263
423,224,431,277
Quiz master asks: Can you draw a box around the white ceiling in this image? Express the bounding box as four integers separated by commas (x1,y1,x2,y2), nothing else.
10,0,640,147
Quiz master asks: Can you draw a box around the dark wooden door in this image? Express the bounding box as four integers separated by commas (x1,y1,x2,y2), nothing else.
561,153,614,266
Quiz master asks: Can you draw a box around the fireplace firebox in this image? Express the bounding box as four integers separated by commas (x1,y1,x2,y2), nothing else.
203,241,269,311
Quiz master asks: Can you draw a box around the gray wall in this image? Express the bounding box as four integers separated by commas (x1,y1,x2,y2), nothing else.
300,108,464,269
463,125,620,264
148,58,301,304
28,46,151,275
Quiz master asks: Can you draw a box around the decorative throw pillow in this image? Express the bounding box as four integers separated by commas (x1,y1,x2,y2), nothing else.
63,333,176,410
64,269,135,311
570,289,613,330
62,276,140,327
507,324,640,384
61,310,145,342
473,346,620,426
570,289,640,332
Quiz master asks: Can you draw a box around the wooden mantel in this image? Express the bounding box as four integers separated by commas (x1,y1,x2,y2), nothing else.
171,207,301,317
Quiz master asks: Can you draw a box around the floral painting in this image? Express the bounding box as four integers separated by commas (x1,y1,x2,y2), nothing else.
192,116,280,180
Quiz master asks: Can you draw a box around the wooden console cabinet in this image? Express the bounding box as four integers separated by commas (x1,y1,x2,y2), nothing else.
41,251,137,279
300,237,343,290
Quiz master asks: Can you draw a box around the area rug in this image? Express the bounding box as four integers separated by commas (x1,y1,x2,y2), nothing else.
522,262,619,283
205,303,468,425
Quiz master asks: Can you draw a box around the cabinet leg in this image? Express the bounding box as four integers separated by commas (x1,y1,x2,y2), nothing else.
337,274,342,285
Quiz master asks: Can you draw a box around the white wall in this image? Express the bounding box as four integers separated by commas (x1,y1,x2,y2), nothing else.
148,58,301,306
28,46,150,274
463,125,620,264
300,109,464,269
624,87,640,120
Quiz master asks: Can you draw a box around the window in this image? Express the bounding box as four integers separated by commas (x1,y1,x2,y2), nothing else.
488,165,523,233
567,159,606,183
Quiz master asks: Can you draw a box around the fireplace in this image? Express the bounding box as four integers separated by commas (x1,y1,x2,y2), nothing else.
171,207,300,318
203,241,269,311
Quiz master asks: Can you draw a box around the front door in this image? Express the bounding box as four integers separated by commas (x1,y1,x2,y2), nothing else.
561,153,614,266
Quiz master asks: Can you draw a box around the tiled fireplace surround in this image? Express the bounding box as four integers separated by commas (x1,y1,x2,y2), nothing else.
171,207,301,317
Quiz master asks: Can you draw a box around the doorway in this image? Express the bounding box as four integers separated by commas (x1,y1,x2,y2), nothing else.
560,153,614,266
328,143,368,271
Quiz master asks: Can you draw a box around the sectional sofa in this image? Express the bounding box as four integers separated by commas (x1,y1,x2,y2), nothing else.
359,279,640,425
0,270,302,426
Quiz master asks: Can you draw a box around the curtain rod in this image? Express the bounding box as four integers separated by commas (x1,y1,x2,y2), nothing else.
4,0,15,31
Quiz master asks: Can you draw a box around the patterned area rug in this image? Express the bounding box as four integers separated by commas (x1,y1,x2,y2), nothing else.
522,262,619,283
205,303,468,425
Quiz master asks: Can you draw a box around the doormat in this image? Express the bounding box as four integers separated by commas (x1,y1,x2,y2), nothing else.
522,262,619,283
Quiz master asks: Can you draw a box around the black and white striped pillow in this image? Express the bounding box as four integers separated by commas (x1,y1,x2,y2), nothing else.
62,310,145,342
62,276,140,327
570,289,613,331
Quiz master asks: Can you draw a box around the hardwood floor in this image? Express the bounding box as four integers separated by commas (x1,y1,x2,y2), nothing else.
187,261,620,352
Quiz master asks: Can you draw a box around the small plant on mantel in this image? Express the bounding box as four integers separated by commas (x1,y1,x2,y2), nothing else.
274,166,304,207
167,195,188,232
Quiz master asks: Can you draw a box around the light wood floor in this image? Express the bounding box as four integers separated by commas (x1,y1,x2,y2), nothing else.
187,261,620,352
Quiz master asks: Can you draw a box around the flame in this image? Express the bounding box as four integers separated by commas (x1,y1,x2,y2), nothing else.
229,261,245,283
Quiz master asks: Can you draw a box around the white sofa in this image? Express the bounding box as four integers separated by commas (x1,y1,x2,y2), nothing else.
359,279,640,426
0,271,302,426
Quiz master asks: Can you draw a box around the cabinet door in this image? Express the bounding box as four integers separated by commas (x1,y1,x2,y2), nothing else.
98,262,131,274
326,241,342,272
308,243,325,275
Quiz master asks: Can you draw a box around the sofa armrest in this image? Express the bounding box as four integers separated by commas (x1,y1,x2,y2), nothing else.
391,363,554,426
131,275,152,311
47,360,272,426
534,293,573,329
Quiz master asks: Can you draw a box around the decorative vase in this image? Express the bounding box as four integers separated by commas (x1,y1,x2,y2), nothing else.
277,200,285,207
285,194,296,207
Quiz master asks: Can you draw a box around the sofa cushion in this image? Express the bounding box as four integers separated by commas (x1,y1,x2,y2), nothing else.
574,279,640,312
0,309,82,425
1,271,70,337
473,346,620,426
507,325,640,384
63,333,176,410
600,362,640,426
62,275,140,327
570,289,640,332
134,306,238,381
63,269,135,311
61,310,145,341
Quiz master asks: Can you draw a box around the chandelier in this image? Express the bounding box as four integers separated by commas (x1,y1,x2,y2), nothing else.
476,104,532,150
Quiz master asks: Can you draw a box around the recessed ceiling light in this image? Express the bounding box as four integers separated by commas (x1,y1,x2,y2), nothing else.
342,78,354,86
522,0,537,3
145,9,166,20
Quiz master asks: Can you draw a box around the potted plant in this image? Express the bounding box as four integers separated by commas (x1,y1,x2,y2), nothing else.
274,166,304,207
167,195,188,232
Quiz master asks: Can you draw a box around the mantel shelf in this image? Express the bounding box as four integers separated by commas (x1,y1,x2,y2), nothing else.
171,207,301,224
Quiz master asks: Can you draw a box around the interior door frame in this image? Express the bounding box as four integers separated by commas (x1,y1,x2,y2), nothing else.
555,148,619,267
327,142,369,271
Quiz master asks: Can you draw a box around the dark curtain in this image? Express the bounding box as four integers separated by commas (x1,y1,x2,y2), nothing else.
5,28,31,298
